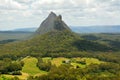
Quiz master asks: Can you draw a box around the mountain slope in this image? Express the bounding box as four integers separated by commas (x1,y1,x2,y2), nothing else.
0,30,115,59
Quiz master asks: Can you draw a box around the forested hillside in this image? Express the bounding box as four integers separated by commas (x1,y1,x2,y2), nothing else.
0,30,117,60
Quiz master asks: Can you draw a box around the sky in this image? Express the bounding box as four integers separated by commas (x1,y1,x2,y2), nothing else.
0,0,120,30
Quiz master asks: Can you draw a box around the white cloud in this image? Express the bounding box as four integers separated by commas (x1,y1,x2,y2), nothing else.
14,0,35,3
31,0,88,10
0,0,28,10
0,0,120,30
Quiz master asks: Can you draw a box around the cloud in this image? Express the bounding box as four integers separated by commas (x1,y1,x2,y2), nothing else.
0,0,29,10
14,0,35,4
31,0,89,10
0,0,120,30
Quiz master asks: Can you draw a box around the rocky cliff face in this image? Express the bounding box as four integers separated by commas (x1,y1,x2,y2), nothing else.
35,12,71,35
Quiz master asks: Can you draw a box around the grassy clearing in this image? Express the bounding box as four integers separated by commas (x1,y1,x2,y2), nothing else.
71,63,86,68
22,56,47,75
73,57,104,65
42,57,104,68
71,57,104,68
83,58,104,65
51,57,69,66
42,57,52,62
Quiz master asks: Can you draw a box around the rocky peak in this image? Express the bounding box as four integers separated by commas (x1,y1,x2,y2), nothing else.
35,12,71,35
48,12,57,17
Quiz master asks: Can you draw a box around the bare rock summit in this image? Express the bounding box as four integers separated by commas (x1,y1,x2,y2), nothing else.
36,12,71,34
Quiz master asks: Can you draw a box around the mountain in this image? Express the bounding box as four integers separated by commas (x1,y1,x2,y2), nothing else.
35,12,71,34
0,12,118,60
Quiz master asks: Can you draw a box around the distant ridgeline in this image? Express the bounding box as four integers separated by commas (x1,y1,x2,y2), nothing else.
0,12,118,59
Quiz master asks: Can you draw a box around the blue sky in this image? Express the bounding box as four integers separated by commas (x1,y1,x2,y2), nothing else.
0,0,120,30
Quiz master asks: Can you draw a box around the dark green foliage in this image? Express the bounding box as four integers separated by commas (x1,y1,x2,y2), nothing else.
12,71,22,75
0,58,22,74
73,39,113,51
27,76,35,80
76,60,86,65
81,33,120,50
62,60,66,63
32,62,120,80
81,35,101,40
99,63,120,74
109,40,120,50
87,76,120,80
20,61,24,67
0,39,17,44
7,62,22,72
37,57,52,71
11,76,20,80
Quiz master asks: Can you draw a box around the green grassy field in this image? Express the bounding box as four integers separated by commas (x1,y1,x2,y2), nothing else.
51,57,69,66
42,57,104,68
73,57,104,65
22,56,47,75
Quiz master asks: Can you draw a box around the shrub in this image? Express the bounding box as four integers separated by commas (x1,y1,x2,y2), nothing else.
12,71,22,75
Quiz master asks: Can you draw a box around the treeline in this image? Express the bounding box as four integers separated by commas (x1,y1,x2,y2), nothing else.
0,58,24,75
28,62,120,80
0,39,17,44
37,57,52,71
81,34,120,50
0,51,120,65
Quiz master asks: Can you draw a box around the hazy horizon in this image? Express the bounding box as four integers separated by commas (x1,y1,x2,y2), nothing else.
0,25,120,31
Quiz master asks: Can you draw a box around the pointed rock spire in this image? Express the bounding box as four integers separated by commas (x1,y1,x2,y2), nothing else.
49,12,56,16
35,12,71,35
